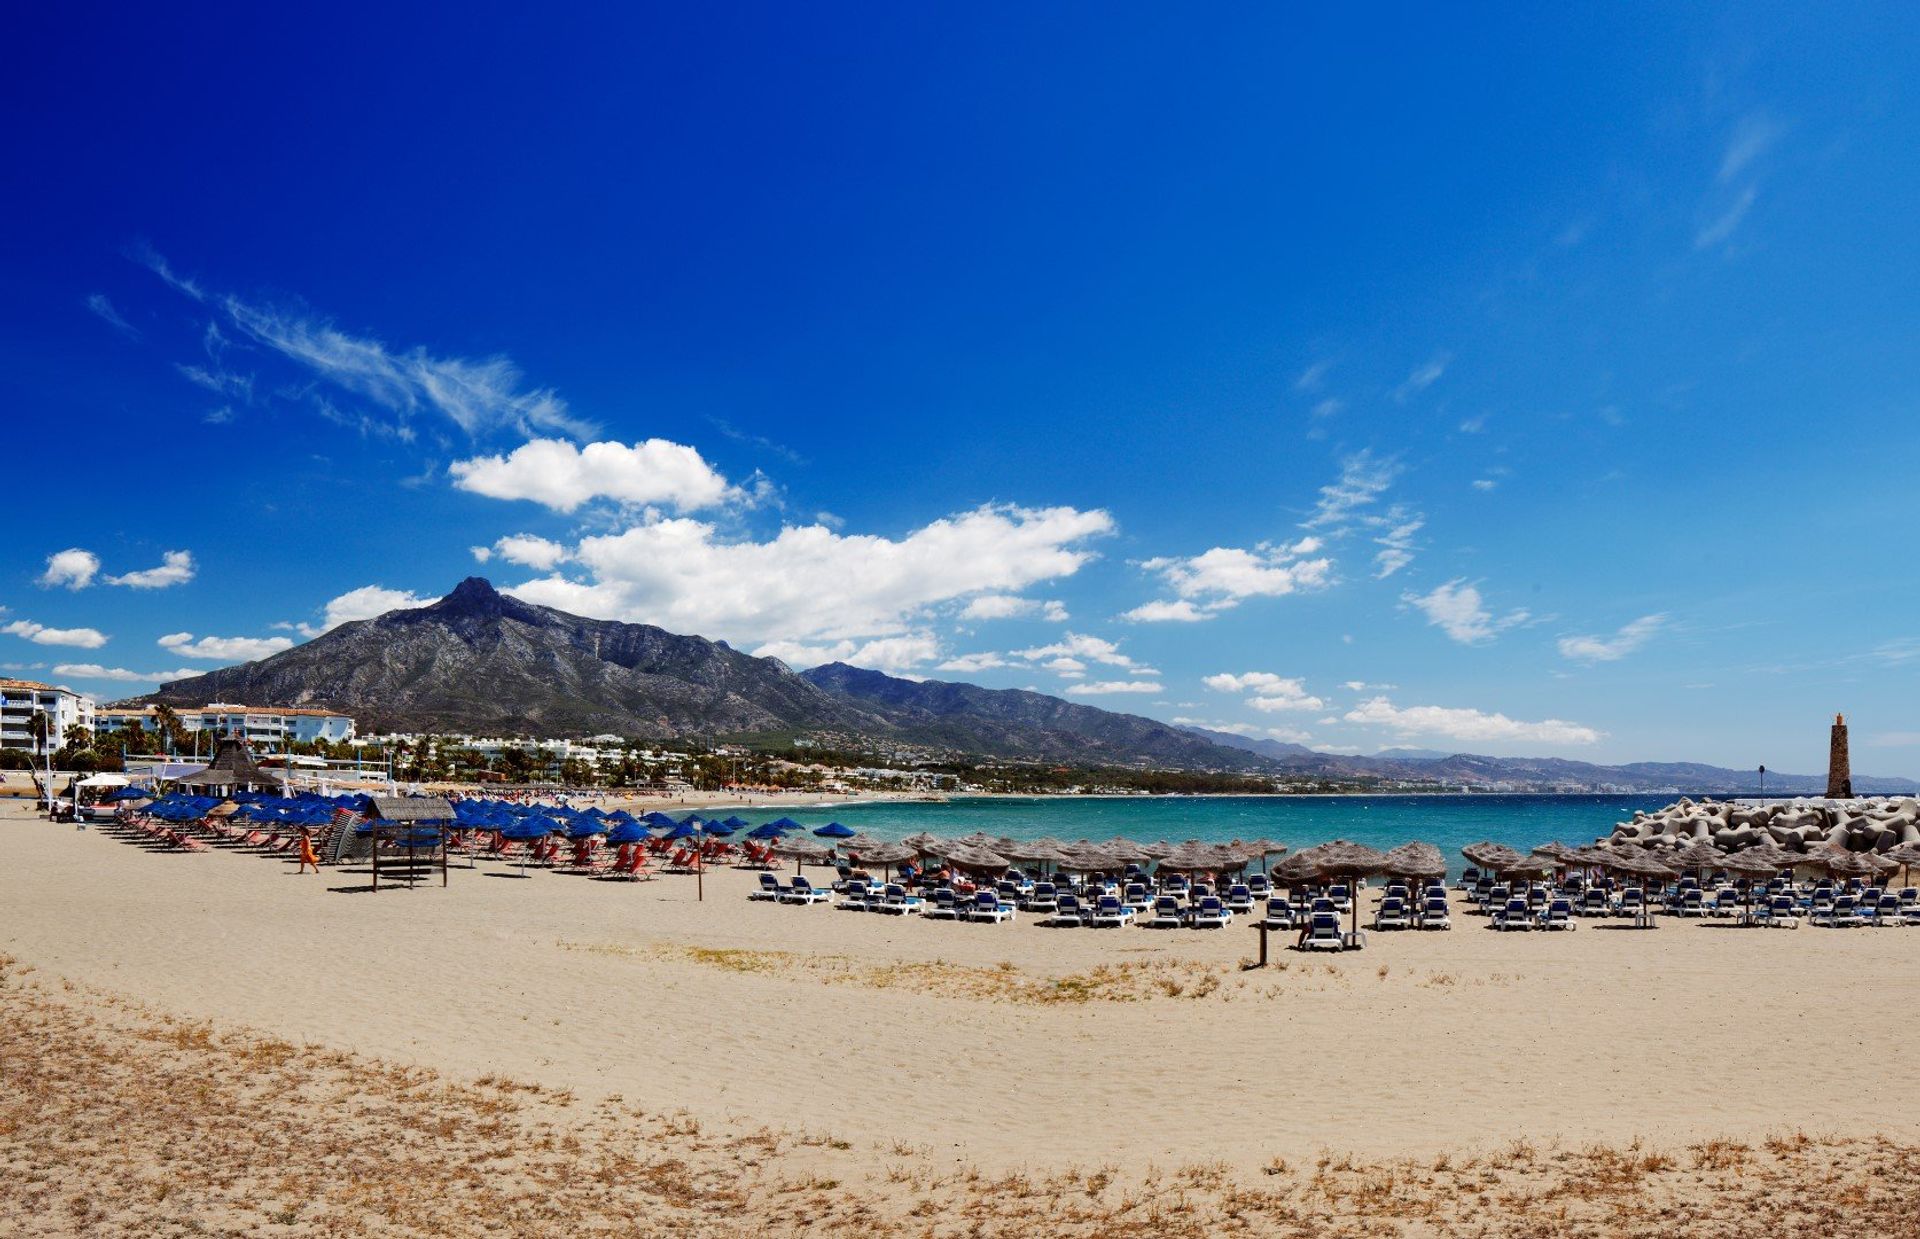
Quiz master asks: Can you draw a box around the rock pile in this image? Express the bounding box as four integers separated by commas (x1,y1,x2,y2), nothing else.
1600,797,1920,854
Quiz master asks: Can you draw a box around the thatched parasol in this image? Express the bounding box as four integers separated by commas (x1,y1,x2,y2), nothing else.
1668,842,1726,875
846,840,915,878
1101,838,1154,865
1884,841,1920,887
1382,841,1447,881
942,843,1010,872
997,838,1070,865
1304,841,1390,938
1531,841,1578,863
1808,847,1896,879
899,832,946,857
1461,841,1519,871
1272,849,1324,887
1599,850,1678,925
950,832,1001,849
1155,840,1236,872
772,835,831,874
1137,841,1179,861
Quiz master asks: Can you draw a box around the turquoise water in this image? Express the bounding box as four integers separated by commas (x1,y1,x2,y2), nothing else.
777,794,1665,876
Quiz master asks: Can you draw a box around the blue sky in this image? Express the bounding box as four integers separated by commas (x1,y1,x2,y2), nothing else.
4,5,1918,772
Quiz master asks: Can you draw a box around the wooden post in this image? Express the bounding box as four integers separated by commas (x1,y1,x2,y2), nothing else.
371,832,379,891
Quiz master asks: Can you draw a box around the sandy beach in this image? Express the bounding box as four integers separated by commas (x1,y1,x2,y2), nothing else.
5,801,1920,1235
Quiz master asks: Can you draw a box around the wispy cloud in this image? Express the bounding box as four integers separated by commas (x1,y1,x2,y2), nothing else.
1403,579,1530,645
86,294,139,339
1295,359,1334,392
1393,351,1451,402
1695,186,1757,250
1305,451,1400,531
1557,613,1668,663
129,241,205,301
1063,679,1162,696
709,416,806,465
139,249,594,440
1719,111,1782,183
157,632,295,661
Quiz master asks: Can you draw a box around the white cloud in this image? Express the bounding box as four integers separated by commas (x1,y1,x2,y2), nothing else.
1695,186,1757,250
449,438,732,513
218,293,593,439
961,594,1069,622
1393,351,1452,402
105,550,197,589
1139,542,1331,609
87,294,138,339
320,585,438,632
1016,631,1151,672
157,632,295,661
1041,657,1086,678
1403,580,1530,645
1203,671,1323,713
1064,680,1162,696
1458,414,1488,434
1556,613,1667,664
753,632,941,673
485,533,571,571
508,504,1113,648
1122,599,1213,623
1342,680,1396,692
1311,398,1343,420
1471,479,1497,491
39,548,100,590
2,621,108,649
936,652,1010,674
1344,696,1601,747
51,663,199,684
1295,359,1333,391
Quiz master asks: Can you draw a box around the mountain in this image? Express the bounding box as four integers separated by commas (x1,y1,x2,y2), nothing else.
1374,747,1454,761
1175,724,1319,762
801,664,1266,769
133,578,1263,768
140,577,883,738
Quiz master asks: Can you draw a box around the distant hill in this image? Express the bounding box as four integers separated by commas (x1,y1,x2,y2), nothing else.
802,663,1267,769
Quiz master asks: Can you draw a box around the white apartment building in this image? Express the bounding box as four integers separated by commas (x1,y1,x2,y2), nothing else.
0,679,96,754
93,703,356,751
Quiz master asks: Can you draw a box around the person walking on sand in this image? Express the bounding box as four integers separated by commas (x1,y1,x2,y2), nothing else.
297,826,320,874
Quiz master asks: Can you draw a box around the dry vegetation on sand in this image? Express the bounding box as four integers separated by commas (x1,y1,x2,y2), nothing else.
1,955,1916,1237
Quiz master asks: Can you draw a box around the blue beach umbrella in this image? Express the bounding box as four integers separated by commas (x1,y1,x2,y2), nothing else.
813,822,856,839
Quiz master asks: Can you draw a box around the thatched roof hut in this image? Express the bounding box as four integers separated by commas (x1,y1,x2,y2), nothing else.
174,738,283,793
368,795,455,823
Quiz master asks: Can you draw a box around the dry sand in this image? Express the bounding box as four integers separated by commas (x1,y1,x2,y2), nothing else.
4,802,1920,1235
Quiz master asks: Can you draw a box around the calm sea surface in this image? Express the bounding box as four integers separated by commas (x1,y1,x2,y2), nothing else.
774,793,1666,876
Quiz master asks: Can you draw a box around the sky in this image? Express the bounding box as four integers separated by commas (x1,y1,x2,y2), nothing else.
3,4,1918,774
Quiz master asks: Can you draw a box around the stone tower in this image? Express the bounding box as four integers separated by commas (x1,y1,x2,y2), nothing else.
1827,713,1852,800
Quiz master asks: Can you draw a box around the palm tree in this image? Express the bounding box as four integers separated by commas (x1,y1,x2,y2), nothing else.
152,704,185,756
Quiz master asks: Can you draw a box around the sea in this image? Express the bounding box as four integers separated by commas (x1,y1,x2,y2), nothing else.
777,793,1667,877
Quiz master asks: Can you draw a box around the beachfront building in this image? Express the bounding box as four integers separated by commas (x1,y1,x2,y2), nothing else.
93,703,356,751
0,679,96,755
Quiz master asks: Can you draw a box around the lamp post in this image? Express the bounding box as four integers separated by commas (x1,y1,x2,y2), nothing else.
1758,764,1766,802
